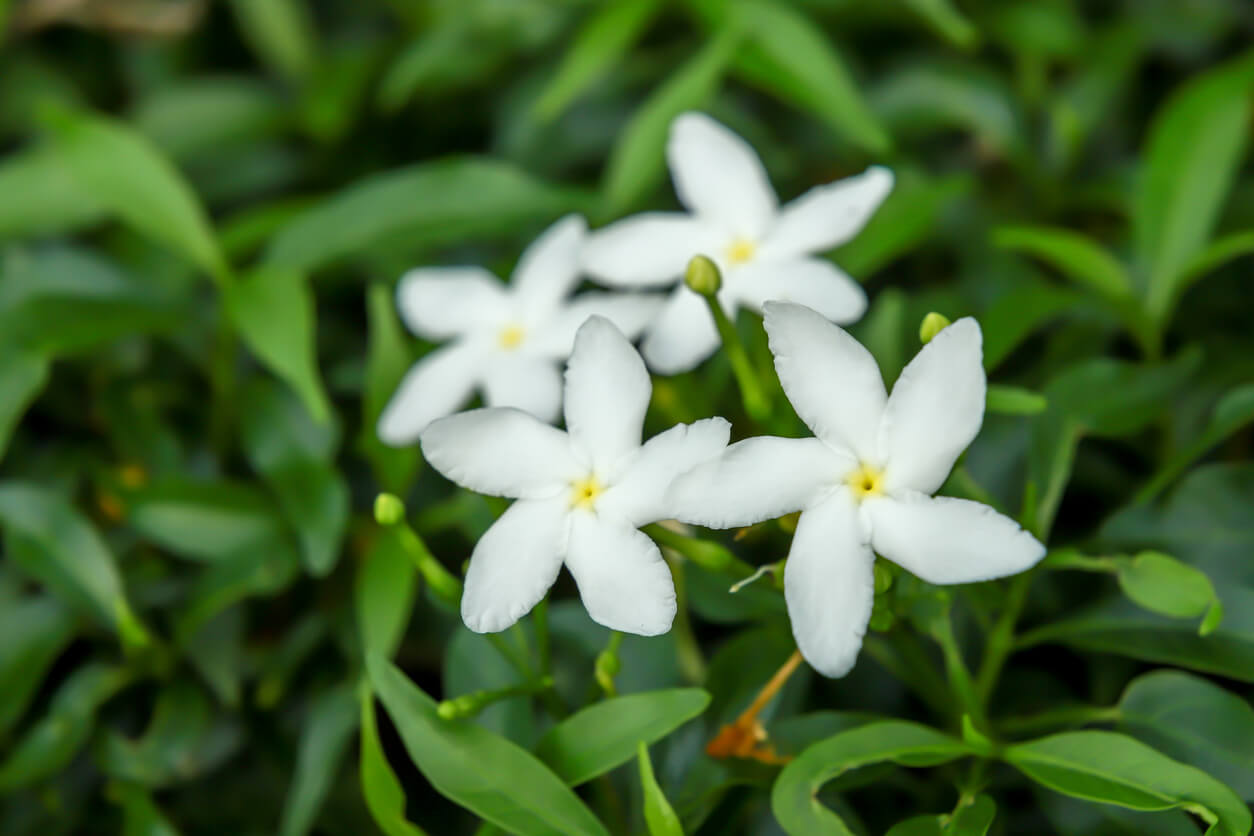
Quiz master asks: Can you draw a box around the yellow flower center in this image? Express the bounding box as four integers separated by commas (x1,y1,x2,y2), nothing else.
498,324,526,350
725,238,757,265
847,463,885,501
570,475,604,510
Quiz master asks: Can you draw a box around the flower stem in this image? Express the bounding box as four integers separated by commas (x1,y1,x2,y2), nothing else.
706,649,802,763
437,676,555,720
533,597,551,675
595,632,624,696
663,554,707,683
644,523,755,577
974,570,1034,706
997,703,1121,737
931,608,985,730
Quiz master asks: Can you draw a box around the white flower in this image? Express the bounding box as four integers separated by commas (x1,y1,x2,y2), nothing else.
581,112,893,375
419,315,731,635
669,302,1045,677
378,215,662,444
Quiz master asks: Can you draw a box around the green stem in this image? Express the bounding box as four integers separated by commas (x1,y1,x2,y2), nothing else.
931,609,985,729
534,597,551,675
974,570,1034,706
997,704,1121,737
437,676,556,720
595,632,624,697
862,631,955,722
703,293,772,424
664,554,706,683
644,524,755,577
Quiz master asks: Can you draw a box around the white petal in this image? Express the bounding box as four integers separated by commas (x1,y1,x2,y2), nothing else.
564,512,676,636
641,286,720,375
763,301,886,461
377,343,482,444
785,490,874,678
760,166,894,260
879,318,985,494
733,258,867,323
396,267,509,340
528,292,664,357
600,417,732,526
420,407,580,499
581,213,719,288
865,493,1045,585
564,316,650,474
482,353,563,424
669,436,852,529
462,498,570,633
668,112,777,237
512,214,586,321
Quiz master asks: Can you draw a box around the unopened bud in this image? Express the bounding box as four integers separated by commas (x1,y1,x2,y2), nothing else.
685,255,722,296
919,312,951,344
374,493,405,526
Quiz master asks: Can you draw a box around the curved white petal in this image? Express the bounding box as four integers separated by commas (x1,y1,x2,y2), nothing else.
865,493,1045,585
512,214,586,321
733,258,867,323
529,292,664,358
668,112,777,237
581,213,719,288
377,343,482,445
669,436,852,529
761,166,894,260
420,407,580,499
564,512,676,636
564,316,650,474
601,417,732,526
482,353,563,424
462,498,570,633
785,490,875,678
879,318,984,494
396,267,509,340
641,286,721,375
763,301,886,461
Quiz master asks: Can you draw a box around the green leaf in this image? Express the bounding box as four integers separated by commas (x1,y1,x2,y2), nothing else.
534,0,661,121
772,721,973,835
0,483,149,646
0,146,105,240
1115,551,1220,628
43,107,229,284
980,282,1086,371
0,596,76,736
1118,670,1254,801
637,741,683,836
1173,230,1254,297
993,225,1133,303
132,77,284,162
375,22,470,113
355,527,418,661
904,0,979,50
1004,730,1251,836
123,478,287,562
986,384,1047,415
279,682,360,836
173,537,301,643
227,265,330,423
0,348,49,461
602,26,741,213
113,783,183,836
534,688,711,786
227,0,318,82
367,654,611,836
240,380,346,575
265,158,593,272
444,627,535,745
735,0,890,154
360,687,429,836
361,283,421,494
1135,50,1254,322
885,795,996,836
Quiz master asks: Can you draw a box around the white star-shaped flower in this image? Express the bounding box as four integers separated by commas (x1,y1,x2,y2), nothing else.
378,215,662,443
669,302,1046,677
581,112,893,375
419,315,731,635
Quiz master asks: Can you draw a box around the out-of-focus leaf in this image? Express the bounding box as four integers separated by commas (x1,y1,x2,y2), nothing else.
300,40,378,142
637,741,684,836
279,682,360,836
1134,385,1254,502
186,608,245,708
905,0,978,50
986,385,1047,416
0,348,49,461
772,722,972,835
735,0,890,153
360,687,429,836
0,482,150,646
265,158,593,272
988,1,1083,58
123,478,286,562
173,536,301,642
1004,730,1250,836
113,783,183,836
42,106,230,284
367,654,612,836
980,282,1086,371
227,0,317,82
0,146,104,239
602,25,741,214
0,596,76,737
377,21,471,113
1172,229,1254,306
1135,50,1254,322
993,226,1133,303
227,265,330,423
535,689,710,786
534,0,661,121
355,527,418,661
361,283,421,495
1047,23,1141,170
132,77,285,161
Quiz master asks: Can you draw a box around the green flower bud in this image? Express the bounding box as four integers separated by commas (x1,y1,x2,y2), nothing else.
918,312,951,344
684,255,722,297
374,493,406,526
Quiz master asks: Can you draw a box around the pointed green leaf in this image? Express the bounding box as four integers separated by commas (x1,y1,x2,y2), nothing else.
279,682,360,836
0,596,76,736
0,145,105,240
637,742,683,836
123,478,286,562
993,225,1133,302
360,687,429,836
227,0,317,83
0,348,49,461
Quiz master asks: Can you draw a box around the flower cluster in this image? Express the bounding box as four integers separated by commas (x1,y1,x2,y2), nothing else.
382,112,1045,677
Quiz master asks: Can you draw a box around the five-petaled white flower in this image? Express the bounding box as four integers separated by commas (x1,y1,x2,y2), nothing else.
420,316,731,635
669,302,1046,677
581,112,893,375
378,215,661,443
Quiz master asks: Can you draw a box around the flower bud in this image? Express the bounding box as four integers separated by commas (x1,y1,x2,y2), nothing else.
374,493,405,526
918,312,951,344
684,255,722,297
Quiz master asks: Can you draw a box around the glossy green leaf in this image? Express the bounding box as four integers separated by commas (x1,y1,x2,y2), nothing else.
355,527,418,661
772,722,973,835
637,742,683,836
1136,50,1254,322
361,283,421,494
0,348,49,461
279,682,360,836
535,688,710,786
124,478,286,562
227,265,330,423
367,654,611,836
114,783,183,836
1004,730,1250,836
0,145,105,240
360,687,429,836
0,596,76,737
265,158,593,272
1115,551,1220,628
993,225,1133,302
43,106,229,283
227,0,317,82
